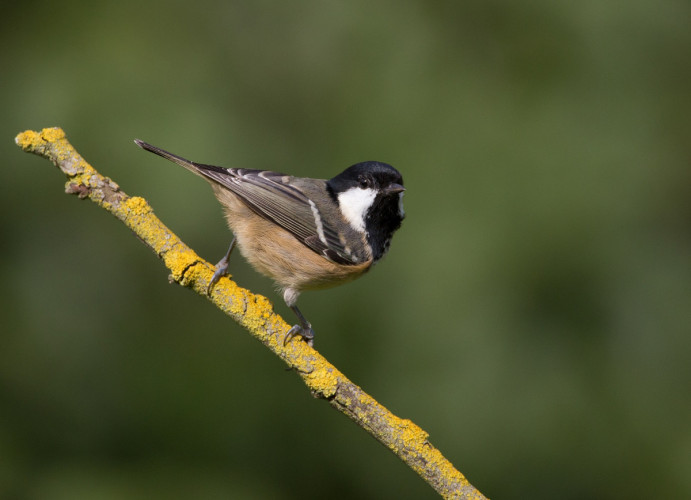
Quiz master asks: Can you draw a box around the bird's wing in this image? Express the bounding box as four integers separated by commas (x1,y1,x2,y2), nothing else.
197,164,363,265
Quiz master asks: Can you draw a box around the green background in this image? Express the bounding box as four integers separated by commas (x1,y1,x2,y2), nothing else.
2,1,690,498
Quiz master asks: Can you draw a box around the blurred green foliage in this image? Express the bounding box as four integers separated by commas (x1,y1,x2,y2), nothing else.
1,1,690,498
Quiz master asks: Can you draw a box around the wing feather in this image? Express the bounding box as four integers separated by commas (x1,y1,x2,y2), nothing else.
196,164,360,265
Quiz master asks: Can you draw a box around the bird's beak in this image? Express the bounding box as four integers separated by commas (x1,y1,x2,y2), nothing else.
385,183,405,195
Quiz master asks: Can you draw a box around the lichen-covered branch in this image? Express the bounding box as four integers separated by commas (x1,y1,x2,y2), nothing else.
15,127,487,500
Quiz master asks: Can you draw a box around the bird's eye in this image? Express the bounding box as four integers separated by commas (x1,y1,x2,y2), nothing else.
358,175,371,189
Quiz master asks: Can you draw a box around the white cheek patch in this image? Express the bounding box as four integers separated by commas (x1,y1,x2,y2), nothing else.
398,192,405,218
338,187,377,232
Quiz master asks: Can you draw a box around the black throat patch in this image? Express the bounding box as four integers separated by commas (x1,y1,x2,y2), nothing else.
365,193,404,262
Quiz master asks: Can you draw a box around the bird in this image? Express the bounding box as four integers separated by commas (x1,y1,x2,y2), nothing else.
134,139,405,346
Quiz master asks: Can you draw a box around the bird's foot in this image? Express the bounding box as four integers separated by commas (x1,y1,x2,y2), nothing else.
206,238,236,295
284,324,315,347
206,259,229,295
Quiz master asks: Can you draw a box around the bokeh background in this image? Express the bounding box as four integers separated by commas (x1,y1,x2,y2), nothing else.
2,1,690,499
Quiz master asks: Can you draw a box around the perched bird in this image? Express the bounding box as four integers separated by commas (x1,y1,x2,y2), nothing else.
135,140,405,346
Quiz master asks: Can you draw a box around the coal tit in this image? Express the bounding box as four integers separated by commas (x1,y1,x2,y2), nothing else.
134,140,405,346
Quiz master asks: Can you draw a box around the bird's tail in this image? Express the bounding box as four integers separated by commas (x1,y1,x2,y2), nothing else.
134,139,205,177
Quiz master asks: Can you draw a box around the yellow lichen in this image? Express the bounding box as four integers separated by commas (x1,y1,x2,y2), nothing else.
124,196,151,215
306,362,339,397
164,250,199,282
16,128,59,150
41,127,66,142
15,130,40,150
242,292,275,332
397,418,427,448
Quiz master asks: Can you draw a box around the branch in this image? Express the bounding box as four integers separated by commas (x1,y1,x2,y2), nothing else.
16,127,488,500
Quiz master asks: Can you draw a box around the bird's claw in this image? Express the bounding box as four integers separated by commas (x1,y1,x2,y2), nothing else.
206,259,229,294
284,324,315,347
206,238,236,295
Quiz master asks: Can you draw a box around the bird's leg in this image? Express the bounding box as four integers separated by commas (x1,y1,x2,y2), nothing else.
207,237,237,294
284,305,315,347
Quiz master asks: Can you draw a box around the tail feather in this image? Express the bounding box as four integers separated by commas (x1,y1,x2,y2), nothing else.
134,139,203,176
